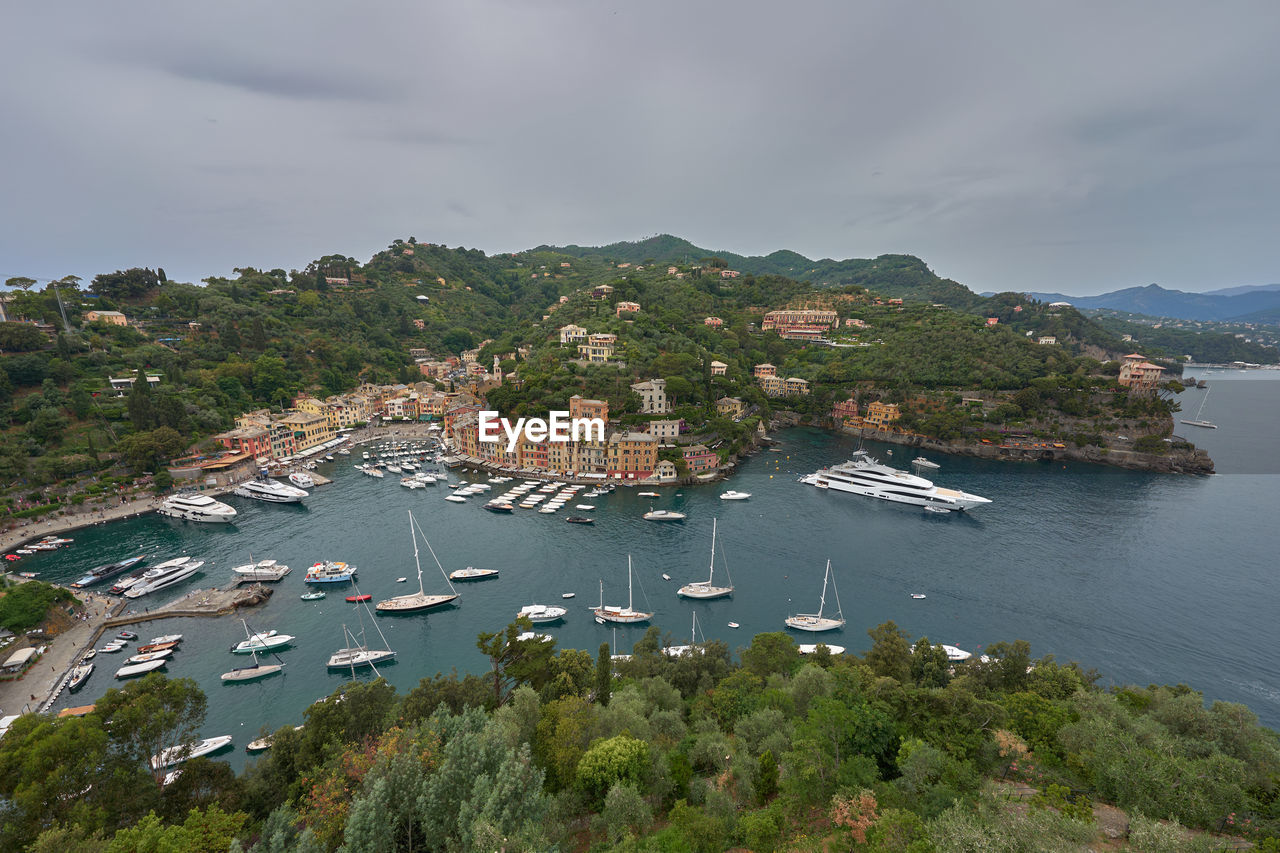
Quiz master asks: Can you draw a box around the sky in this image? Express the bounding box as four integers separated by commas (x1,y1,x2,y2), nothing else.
2,2,1278,297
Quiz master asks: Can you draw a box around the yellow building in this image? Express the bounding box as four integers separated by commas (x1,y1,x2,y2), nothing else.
577,333,617,362
281,411,334,452
863,401,901,430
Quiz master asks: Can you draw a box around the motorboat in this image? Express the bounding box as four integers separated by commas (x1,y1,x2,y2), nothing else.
565,516,594,524
376,513,460,613
98,641,127,653
719,491,751,500
912,457,941,470
345,594,373,602
561,592,575,599
151,735,234,770
574,504,596,511
518,604,567,624
125,649,173,664
157,493,237,523
71,555,146,588
233,470,308,503
593,556,653,624
484,502,514,513
444,494,467,503
147,634,183,645
124,560,204,599
67,663,94,691
115,658,167,678
111,558,186,595
231,629,295,654
942,644,972,662
449,566,499,581
727,621,741,629
638,491,660,498
304,560,357,583
678,518,733,599
301,591,326,600
137,640,180,653
785,559,845,632
231,558,291,582
117,630,138,641
289,471,316,489
643,510,686,522
911,593,927,599
801,450,990,511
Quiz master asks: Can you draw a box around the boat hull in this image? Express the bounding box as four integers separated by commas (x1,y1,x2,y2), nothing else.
221,664,284,682
676,584,733,600
375,593,458,613
784,615,845,632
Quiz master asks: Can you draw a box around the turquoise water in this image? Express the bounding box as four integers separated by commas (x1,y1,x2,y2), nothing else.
24,372,1280,769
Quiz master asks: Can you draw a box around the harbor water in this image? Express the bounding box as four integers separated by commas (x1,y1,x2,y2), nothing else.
21,369,1280,770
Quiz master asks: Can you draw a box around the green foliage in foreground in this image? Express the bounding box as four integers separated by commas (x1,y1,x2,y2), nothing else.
3,624,1279,852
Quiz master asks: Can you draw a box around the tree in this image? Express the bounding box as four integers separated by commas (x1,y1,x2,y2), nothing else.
0,321,46,352
127,374,155,430
94,674,208,784
91,268,159,299
576,734,649,807
741,632,801,679
476,616,557,707
595,642,612,706
865,620,912,682
441,327,476,354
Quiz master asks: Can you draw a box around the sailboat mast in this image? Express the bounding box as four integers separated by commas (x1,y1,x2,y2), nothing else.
627,555,634,610
409,511,425,596
817,559,831,618
707,518,717,584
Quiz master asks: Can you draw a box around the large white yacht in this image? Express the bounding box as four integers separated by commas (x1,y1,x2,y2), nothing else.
233,471,308,503
157,493,237,523
124,560,205,598
800,450,991,511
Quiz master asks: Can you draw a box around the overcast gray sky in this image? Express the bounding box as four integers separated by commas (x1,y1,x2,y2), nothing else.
2,1,1277,296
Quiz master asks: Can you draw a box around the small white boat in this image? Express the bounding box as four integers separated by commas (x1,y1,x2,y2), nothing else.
396,577,407,583
518,604,567,624
643,510,686,522
147,634,183,646
912,457,940,470
911,593,927,599
68,663,94,691
150,735,234,770
444,494,467,503
727,621,740,629
561,592,576,599
449,566,499,581
574,504,596,511
289,471,315,489
719,490,751,500
231,630,295,654
125,649,174,664
638,491,661,498
942,644,972,662
661,573,672,580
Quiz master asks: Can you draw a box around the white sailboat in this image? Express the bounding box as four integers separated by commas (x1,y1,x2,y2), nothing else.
328,597,396,671
677,518,734,599
593,556,653,624
375,512,460,613
1180,386,1218,429
222,620,286,681
663,612,706,657
785,559,845,632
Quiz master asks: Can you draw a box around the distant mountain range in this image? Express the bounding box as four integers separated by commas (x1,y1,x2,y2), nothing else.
1013,283,1280,323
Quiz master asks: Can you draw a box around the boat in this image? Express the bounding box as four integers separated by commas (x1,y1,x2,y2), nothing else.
444,494,467,503
449,566,498,581
231,629,295,654
678,518,734,599
727,621,741,629
942,645,971,662
565,516,594,524
798,643,846,655
147,634,183,645
304,560,357,584
17,571,36,577
124,560,204,599
115,658,168,678
800,450,991,511
150,735,234,770
1180,387,1218,429
719,490,751,500
638,491,660,498
663,612,706,657
125,649,173,664
246,736,274,752
300,591,326,601
593,556,653,624
912,456,941,470
924,506,951,514
910,593,927,599
518,603,567,624
327,612,397,671
484,501,514,513
561,592,575,599
231,558,291,582
136,640,180,653
98,641,127,653
401,477,426,489
375,515,461,614
288,471,316,489
222,621,285,681
662,573,671,580
574,504,596,510
117,631,138,641
785,559,845,632
395,577,407,583
643,510,686,522
233,470,308,503
157,493,238,523
80,649,96,662
346,594,372,602
71,555,146,588
67,663,94,691
111,557,187,595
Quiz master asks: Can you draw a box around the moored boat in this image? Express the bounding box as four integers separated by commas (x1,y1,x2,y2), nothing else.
785,559,845,633
593,556,653,624
375,513,460,613
123,560,204,599
643,510,686,522
115,658,167,678
157,492,237,523
67,663,94,691
449,566,499,581
71,556,146,589
150,735,234,770
304,560,357,584
518,603,567,624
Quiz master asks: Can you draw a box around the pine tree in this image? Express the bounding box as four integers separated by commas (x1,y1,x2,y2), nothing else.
595,642,612,706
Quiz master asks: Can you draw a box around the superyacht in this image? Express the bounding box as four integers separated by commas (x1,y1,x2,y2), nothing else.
800,450,990,511
157,493,237,523
233,470,309,503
